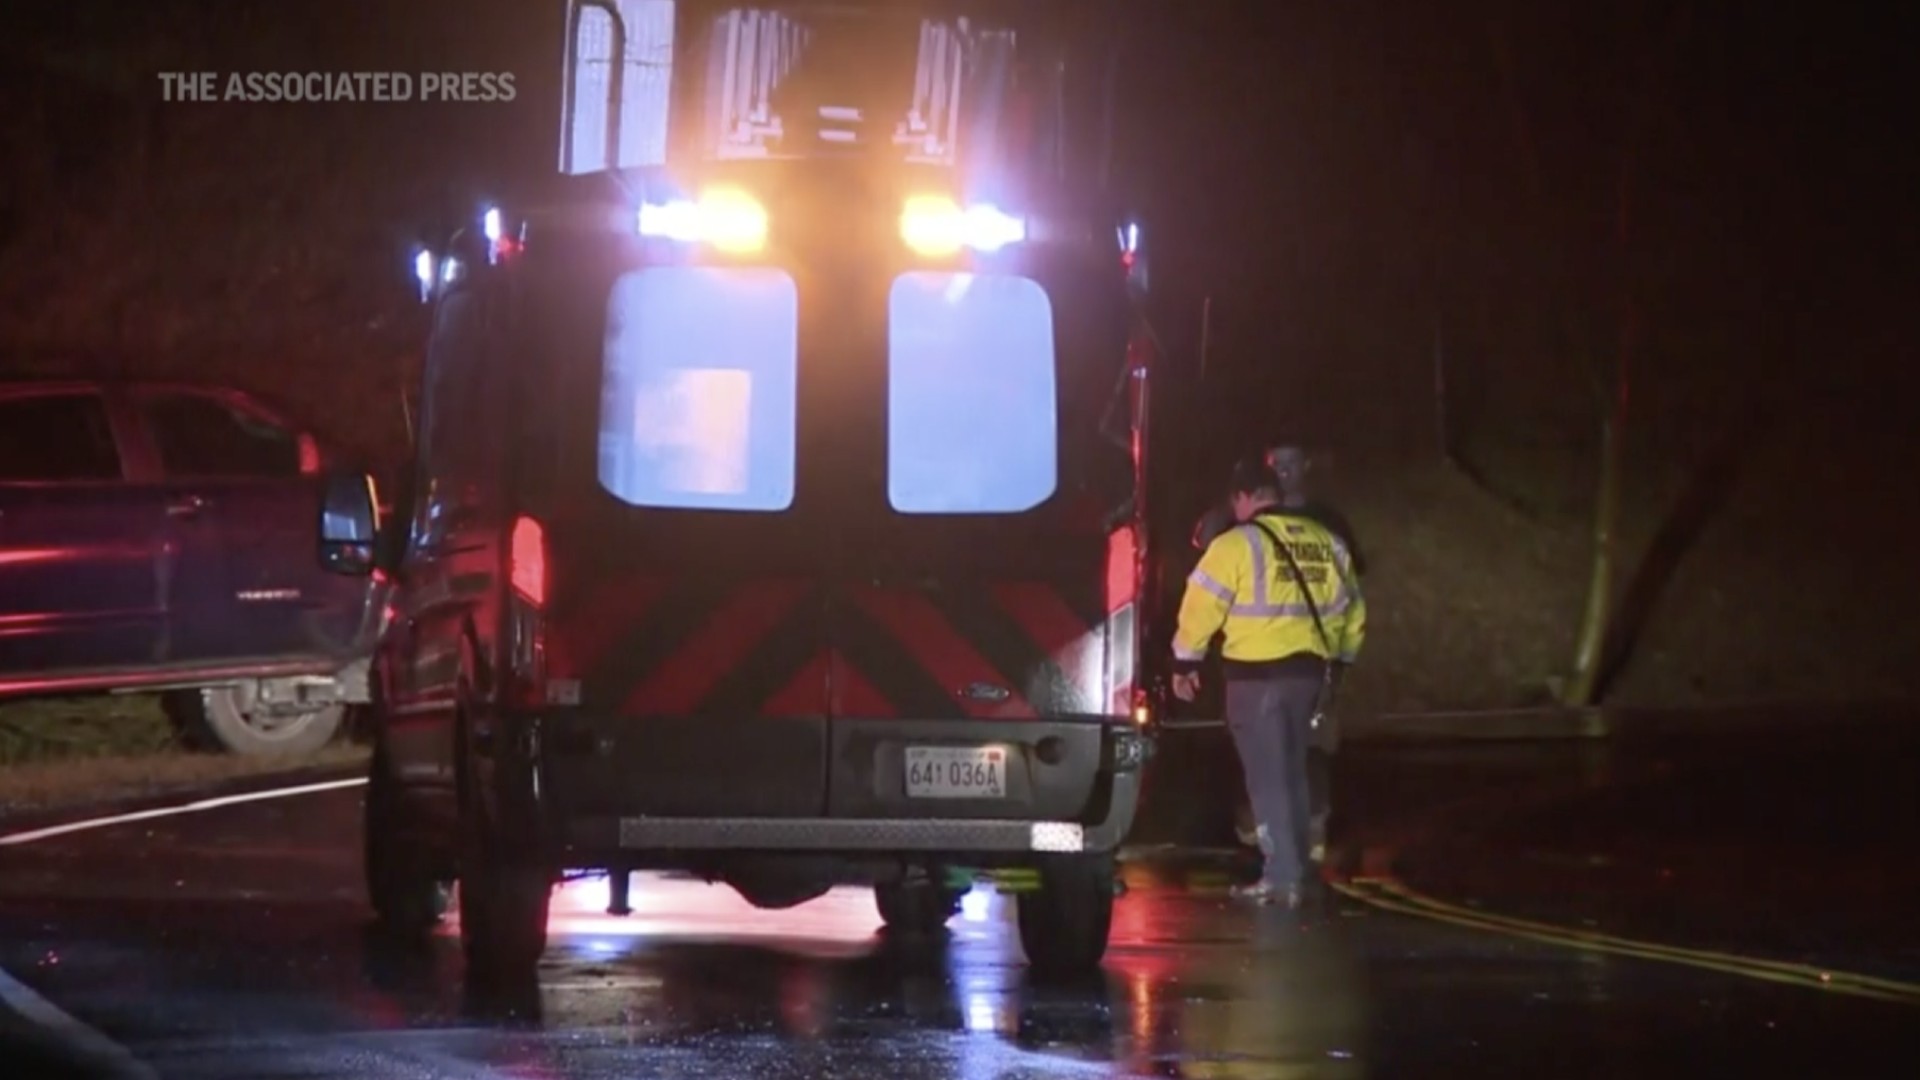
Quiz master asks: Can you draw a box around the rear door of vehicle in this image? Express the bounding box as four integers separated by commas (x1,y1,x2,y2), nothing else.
0,388,167,682
131,387,353,662
532,256,836,820
822,267,1139,822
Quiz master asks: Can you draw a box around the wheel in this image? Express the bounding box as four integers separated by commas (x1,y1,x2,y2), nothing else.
1016,855,1116,977
455,711,550,982
364,743,450,937
166,684,343,756
875,877,962,937
458,853,551,982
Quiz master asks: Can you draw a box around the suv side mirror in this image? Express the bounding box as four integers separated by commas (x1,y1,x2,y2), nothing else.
319,469,381,576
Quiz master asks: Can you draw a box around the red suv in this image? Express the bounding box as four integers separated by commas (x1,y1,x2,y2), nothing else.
0,380,384,754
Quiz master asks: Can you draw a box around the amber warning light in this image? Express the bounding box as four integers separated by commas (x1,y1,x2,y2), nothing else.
899,195,1027,257
637,185,770,254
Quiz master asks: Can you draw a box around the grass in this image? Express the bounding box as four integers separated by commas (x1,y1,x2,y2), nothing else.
1327,416,1920,718
1330,458,1591,718
0,695,367,818
0,693,177,766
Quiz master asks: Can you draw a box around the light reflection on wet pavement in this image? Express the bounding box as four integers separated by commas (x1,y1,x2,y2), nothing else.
2,740,1915,1079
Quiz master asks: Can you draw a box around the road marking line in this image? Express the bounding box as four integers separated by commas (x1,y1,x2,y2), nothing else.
1368,879,1920,997
0,776,363,1076
0,942,163,1079
0,777,367,848
1331,877,1920,1006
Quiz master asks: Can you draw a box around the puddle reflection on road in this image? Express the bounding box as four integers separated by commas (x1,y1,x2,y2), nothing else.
353,871,1371,1078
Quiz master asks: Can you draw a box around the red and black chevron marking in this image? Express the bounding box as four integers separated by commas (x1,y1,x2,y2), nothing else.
546,570,1129,720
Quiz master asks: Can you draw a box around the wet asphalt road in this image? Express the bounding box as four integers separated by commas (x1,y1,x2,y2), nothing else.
2,735,1917,1079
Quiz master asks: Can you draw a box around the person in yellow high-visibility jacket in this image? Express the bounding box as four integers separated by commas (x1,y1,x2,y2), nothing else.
1172,458,1366,906
1190,440,1367,860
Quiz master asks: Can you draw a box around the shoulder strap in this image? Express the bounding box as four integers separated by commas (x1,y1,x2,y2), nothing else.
1247,516,1334,656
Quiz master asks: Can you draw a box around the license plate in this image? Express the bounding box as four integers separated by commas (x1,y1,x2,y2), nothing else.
904,746,1007,799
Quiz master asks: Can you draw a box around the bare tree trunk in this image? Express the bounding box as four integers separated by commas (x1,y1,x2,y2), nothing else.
1560,336,1632,704
1557,2,1688,707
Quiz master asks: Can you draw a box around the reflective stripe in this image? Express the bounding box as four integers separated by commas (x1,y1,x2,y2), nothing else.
1240,526,1271,606
1188,570,1234,602
1173,641,1207,662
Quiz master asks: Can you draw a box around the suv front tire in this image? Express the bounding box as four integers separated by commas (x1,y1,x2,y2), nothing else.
364,743,450,937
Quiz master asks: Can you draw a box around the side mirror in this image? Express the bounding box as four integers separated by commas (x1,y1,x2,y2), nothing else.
319,470,381,576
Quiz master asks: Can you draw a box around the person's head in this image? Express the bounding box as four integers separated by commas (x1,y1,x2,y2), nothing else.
1228,458,1282,522
1263,443,1312,505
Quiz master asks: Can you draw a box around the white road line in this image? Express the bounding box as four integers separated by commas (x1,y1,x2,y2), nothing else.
0,777,367,848
0,776,363,1077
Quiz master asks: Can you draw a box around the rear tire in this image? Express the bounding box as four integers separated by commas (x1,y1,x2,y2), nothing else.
458,855,551,983
875,878,961,937
1016,855,1116,978
364,743,450,937
455,712,550,983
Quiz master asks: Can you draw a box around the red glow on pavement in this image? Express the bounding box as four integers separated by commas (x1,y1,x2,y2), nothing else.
779,962,829,1038
1105,884,1186,982
448,873,887,955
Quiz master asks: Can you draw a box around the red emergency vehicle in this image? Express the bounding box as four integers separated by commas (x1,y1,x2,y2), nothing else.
317,0,1162,980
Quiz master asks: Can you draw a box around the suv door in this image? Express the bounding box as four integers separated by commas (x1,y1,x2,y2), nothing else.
132,388,350,662
382,286,490,788
0,389,168,684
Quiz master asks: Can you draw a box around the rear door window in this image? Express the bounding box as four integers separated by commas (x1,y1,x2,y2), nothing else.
142,393,302,479
0,393,124,482
597,267,799,511
887,272,1058,513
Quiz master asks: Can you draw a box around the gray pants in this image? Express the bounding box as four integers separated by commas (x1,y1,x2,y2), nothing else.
1225,674,1324,890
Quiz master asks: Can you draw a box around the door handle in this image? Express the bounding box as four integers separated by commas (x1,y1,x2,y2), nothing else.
166,495,209,518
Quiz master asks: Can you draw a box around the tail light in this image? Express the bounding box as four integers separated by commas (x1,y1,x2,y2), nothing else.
506,515,547,705
1131,687,1152,727
1105,524,1139,615
509,516,546,606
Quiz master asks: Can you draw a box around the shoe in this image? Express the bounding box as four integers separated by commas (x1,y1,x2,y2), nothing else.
1229,882,1304,908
